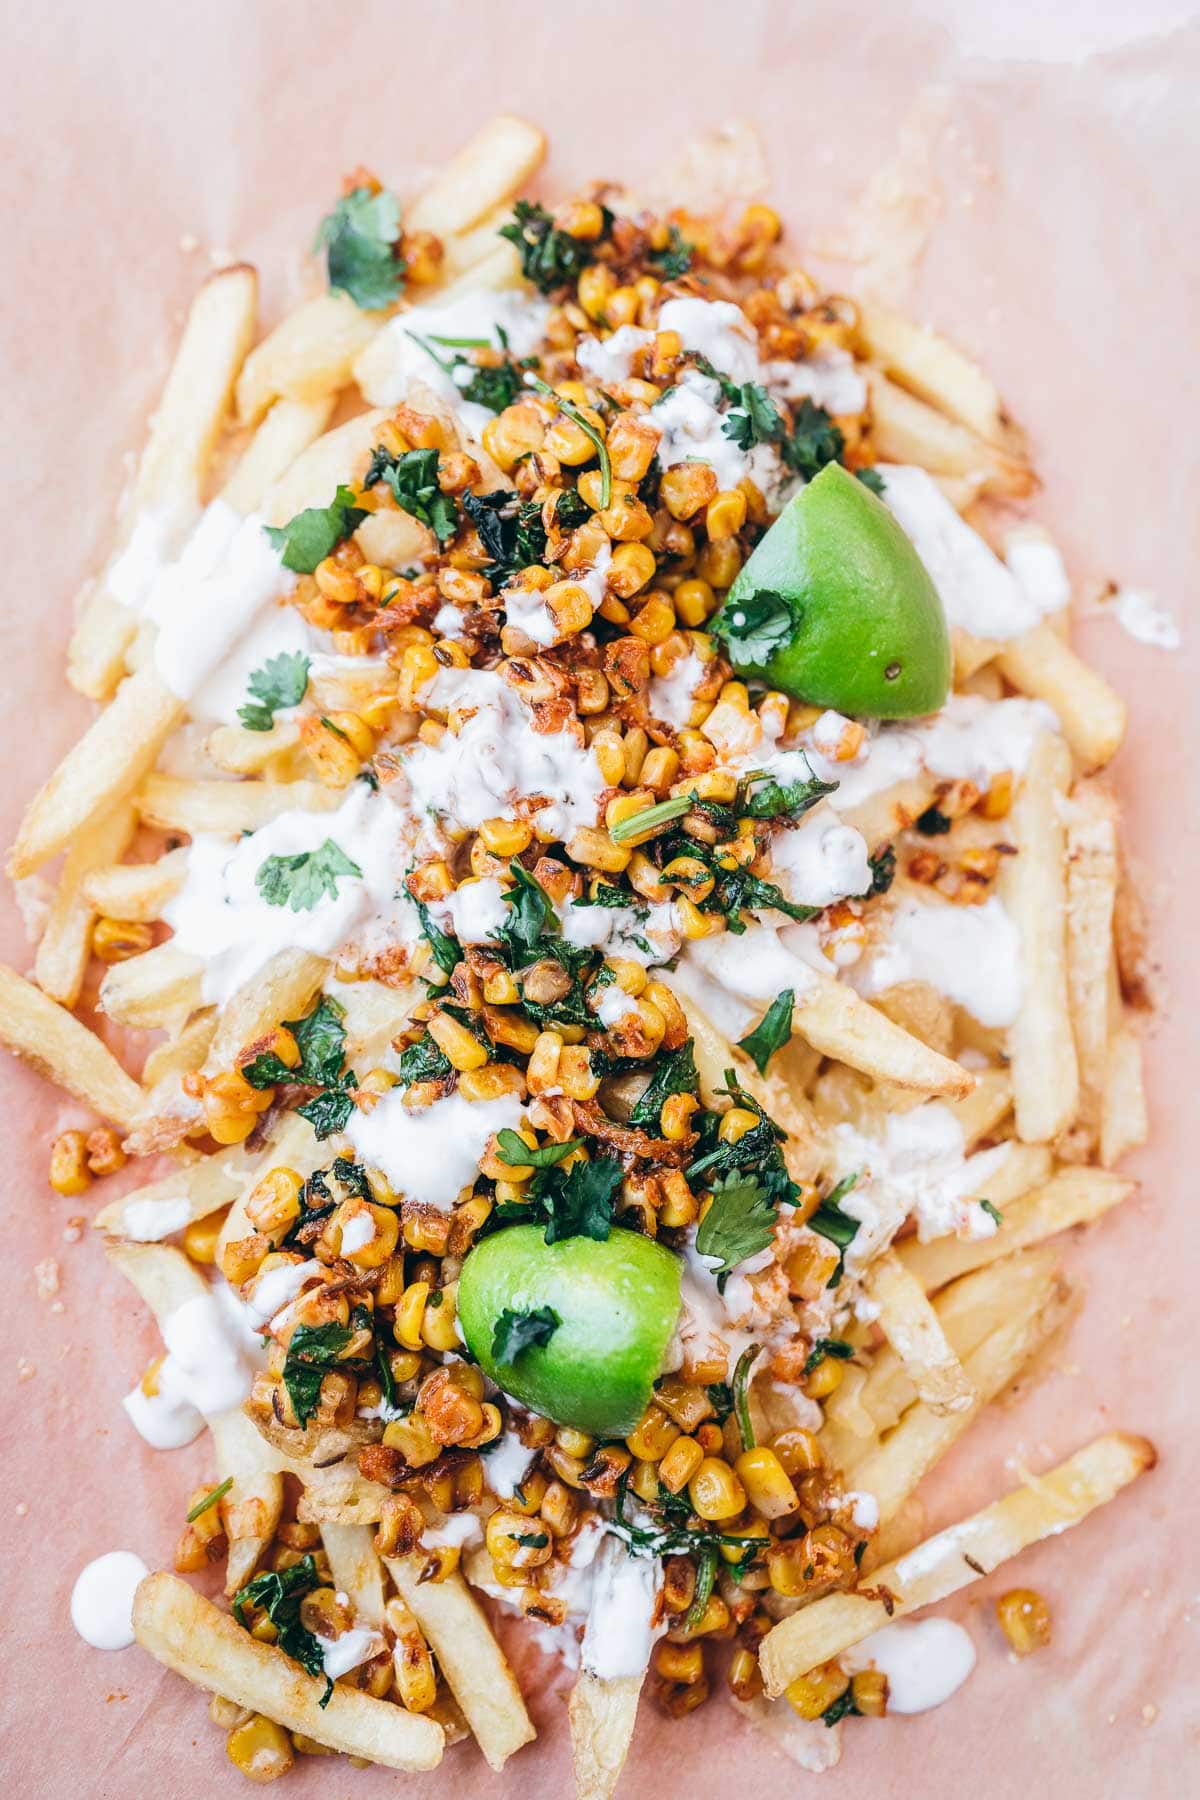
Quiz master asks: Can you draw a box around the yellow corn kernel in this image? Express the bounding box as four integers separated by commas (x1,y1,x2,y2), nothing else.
420,1285,460,1353
626,1404,680,1463
630,593,676,646
49,1129,91,1196
246,1167,304,1238
591,730,625,786
383,1411,440,1467
851,1668,889,1716
661,854,715,902
658,1435,705,1494
577,264,616,320
660,462,719,522
481,967,520,1005
607,542,657,599
673,577,717,626
606,414,661,483
482,402,547,472
183,1212,225,1265
407,859,455,903
428,1010,488,1072
605,285,641,328
660,1093,700,1141
487,1506,554,1570
546,411,606,469
638,746,680,794
979,770,1014,819
558,1045,600,1101
221,1233,269,1287
675,893,725,940
695,536,742,589
804,1355,846,1400
718,1107,760,1146
772,1428,823,1475
92,917,154,963
605,957,648,997
299,713,364,786
339,1202,401,1270
604,791,657,845
203,1071,272,1146
706,489,748,538
525,1030,563,1095
555,1425,595,1459
619,726,649,784
734,1446,798,1520
718,679,750,709
477,816,533,858
395,1280,431,1351
565,826,632,874
675,766,739,804
457,1062,525,1103
657,1640,706,1684
685,1593,731,1638
995,1587,1052,1656
626,849,673,903
688,1457,747,1522
323,710,375,758
225,1713,294,1782
545,580,595,637
785,1662,849,1722
727,1645,763,1702
658,1170,697,1229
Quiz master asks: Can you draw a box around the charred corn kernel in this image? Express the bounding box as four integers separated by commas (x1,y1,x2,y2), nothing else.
246,1167,304,1237
734,1447,798,1520
203,1071,272,1146
92,917,154,963
545,580,595,636
226,1714,293,1782
397,643,440,711
545,1443,587,1487
642,980,686,1041
565,826,631,873
676,728,716,772
221,1233,269,1286
482,402,546,472
619,725,649,783
505,1467,547,1516
457,1062,526,1102
396,1280,432,1351
996,1587,1052,1655
660,463,719,521
686,1594,732,1638
49,1130,91,1195
527,1030,564,1094
382,1411,440,1467
607,414,661,483
478,816,532,858
674,577,717,626
385,1596,438,1713
676,893,725,939
340,1202,400,1269
323,710,374,758
420,1286,460,1352
626,1404,680,1463
742,202,782,242
632,998,666,1051
558,1044,600,1101
727,1646,763,1701
605,285,641,329
658,1170,696,1229
481,967,520,1004
696,1421,724,1453
706,493,747,543
428,1011,488,1072
688,1457,747,1522
658,1435,705,1494
657,1641,705,1684
602,956,647,995
408,859,455,904
639,747,681,794
695,536,743,588
662,854,715,901
630,593,677,645
487,1506,553,1570
577,263,616,319
607,542,657,599
804,1355,846,1400
299,713,364,786
660,1092,700,1141
851,1668,888,1716
627,849,673,903
785,1662,849,1721
718,679,751,709
979,770,1014,819
299,1586,355,1640
772,1427,823,1474
555,1426,594,1459
539,1478,579,1537
546,411,605,468
719,1108,760,1146
183,1212,225,1265
677,767,739,804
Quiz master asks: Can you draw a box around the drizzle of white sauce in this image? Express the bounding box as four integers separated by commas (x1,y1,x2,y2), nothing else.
344,1088,524,1210
119,1197,192,1242
70,1551,149,1650
1110,587,1181,650
881,465,1052,639
844,1618,976,1714
853,893,1023,1029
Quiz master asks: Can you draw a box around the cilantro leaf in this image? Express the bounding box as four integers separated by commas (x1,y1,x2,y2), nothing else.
255,839,362,911
233,1554,333,1704
458,358,524,414
263,486,367,573
803,1337,854,1378
715,589,795,667
722,382,786,451
492,1305,561,1364
737,990,795,1076
396,1031,452,1086
238,651,311,732
415,898,461,975
821,1689,861,1728
499,199,604,293
783,400,846,480
855,467,886,496
694,1173,777,1283
496,861,559,965
495,1129,582,1169
979,1198,1004,1227
688,1072,799,1210
316,187,404,310
543,1156,623,1243
241,996,357,1140
282,1317,358,1426
649,225,693,279
576,881,638,910
738,759,838,821
866,845,896,896
364,445,458,545
808,1173,861,1287
628,1039,699,1129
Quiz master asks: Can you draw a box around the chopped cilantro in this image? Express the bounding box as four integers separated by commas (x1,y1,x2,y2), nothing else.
316,186,404,310
649,225,693,279
715,589,795,667
240,995,357,1140
238,651,310,732
738,759,838,821
866,845,896,896
722,382,786,452
979,1199,1004,1227
494,1129,582,1170
915,806,953,836
688,1072,799,1211
628,1039,699,1128
783,399,845,481
495,861,559,966
821,1688,861,1727
498,1153,624,1245
803,1337,854,1378
281,1306,370,1427
395,1031,452,1087
255,839,362,911
415,898,461,975
263,485,367,573
233,1555,333,1705
855,467,886,497
737,990,795,1076
364,444,458,545
492,1305,561,1364
694,1174,777,1289
499,199,606,293
807,1173,861,1287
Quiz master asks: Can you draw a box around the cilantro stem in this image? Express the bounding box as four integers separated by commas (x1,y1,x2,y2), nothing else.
609,792,694,844
526,374,611,506
732,1343,761,1452
428,333,491,347
684,1546,718,1631
186,1476,233,1522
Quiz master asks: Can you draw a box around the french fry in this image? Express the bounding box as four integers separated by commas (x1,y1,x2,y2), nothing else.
205,720,304,777
9,663,184,877
858,303,1027,454
385,1556,535,1770
998,732,1079,1143
295,1470,392,1525
322,1523,386,1628
81,846,189,923
219,395,335,514
867,370,1035,498
839,773,937,848
997,623,1126,769
209,1408,285,1596
759,1433,1155,1696
34,799,135,1006
439,201,515,279
792,969,974,1100
97,942,204,1029
897,1165,1133,1292
69,266,259,699
134,772,339,836
405,114,546,237
133,1573,444,1770
1064,781,1119,1138
948,1066,1013,1147
1101,1022,1148,1168
140,1009,217,1087
261,409,389,527
863,1252,974,1416
236,292,385,426
94,1156,242,1240
204,947,329,1076
569,1673,644,1800
0,961,144,1129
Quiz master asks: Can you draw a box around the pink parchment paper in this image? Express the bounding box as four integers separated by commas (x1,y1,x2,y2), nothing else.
1,4,1198,1795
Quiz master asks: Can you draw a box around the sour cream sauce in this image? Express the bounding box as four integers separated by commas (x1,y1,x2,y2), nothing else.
70,1551,149,1650
844,1618,976,1713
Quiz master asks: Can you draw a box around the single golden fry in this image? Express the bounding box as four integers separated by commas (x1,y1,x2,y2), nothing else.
0,961,144,1129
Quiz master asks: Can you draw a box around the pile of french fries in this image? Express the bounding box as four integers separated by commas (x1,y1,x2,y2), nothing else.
0,111,1155,1796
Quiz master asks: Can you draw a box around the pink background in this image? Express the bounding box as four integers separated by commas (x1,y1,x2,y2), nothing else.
1,2,1197,1793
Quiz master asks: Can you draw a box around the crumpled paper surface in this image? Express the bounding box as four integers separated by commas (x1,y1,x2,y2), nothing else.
1,2,1198,1793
